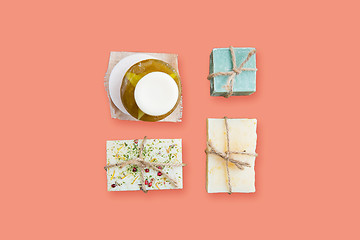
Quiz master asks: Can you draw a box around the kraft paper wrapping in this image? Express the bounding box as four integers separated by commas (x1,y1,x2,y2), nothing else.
104,51,183,122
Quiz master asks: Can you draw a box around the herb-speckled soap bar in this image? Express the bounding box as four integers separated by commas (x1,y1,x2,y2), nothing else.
209,47,256,96
106,139,183,191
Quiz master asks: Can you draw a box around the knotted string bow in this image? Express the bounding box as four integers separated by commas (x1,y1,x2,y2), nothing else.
207,46,257,98
104,136,186,193
205,117,258,194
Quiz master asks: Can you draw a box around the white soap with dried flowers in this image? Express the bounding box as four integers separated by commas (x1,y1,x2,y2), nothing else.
206,118,257,193
106,139,183,191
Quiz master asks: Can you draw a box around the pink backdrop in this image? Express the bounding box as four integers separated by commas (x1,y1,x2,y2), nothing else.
1,0,359,239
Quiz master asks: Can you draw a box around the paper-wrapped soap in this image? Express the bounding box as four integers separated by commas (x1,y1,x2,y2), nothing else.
206,118,257,193
104,52,183,122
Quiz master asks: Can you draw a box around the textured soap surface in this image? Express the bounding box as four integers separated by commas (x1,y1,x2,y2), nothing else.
209,48,256,96
106,139,182,191
206,118,257,193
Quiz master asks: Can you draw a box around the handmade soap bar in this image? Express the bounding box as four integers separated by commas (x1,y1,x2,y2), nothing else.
206,118,257,193
106,138,183,191
209,47,256,97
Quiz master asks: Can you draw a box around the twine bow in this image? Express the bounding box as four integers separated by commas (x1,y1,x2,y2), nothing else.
205,117,258,194
104,136,185,193
207,46,257,98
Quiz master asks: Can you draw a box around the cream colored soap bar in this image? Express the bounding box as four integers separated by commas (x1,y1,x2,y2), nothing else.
106,139,182,191
206,118,257,193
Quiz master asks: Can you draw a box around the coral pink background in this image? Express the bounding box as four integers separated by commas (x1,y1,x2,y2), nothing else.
1,0,359,239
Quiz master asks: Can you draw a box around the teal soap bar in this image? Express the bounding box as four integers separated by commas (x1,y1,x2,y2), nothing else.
209,47,257,97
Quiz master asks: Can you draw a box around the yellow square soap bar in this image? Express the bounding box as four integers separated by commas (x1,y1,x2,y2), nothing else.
206,118,257,193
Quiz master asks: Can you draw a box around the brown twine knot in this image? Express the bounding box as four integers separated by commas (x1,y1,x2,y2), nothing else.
205,117,258,194
207,46,257,98
104,136,186,193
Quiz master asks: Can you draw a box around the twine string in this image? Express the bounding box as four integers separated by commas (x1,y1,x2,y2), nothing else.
224,116,232,193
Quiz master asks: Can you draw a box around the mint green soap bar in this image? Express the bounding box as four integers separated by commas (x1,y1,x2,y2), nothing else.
209,47,256,97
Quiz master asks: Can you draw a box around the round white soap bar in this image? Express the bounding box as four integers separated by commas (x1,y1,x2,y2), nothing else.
134,72,179,116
